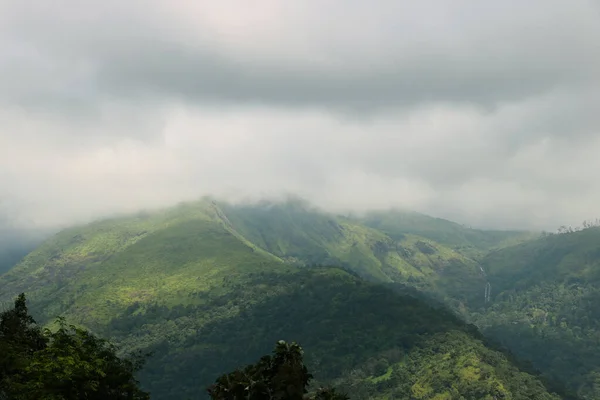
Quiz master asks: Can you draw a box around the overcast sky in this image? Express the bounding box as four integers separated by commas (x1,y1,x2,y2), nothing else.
1,0,599,230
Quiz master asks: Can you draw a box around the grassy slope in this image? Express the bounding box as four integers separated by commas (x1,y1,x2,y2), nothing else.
219,201,486,306
0,199,563,399
356,210,539,259
473,228,600,399
0,200,286,326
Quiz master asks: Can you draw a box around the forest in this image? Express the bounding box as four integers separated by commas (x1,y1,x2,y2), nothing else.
1,289,563,399
1,199,599,398
471,227,600,398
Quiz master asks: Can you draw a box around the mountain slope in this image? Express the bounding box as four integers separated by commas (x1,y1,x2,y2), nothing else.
0,199,564,399
218,200,487,306
122,268,563,399
473,227,600,399
0,200,287,326
356,209,538,259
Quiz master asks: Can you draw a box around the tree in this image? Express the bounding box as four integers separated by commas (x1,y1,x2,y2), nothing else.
207,341,349,400
0,293,149,400
0,293,47,399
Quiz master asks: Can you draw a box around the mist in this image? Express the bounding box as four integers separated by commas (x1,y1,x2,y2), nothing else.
1,0,599,231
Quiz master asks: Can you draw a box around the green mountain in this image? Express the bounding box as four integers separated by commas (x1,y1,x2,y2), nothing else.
0,199,564,399
355,209,538,259
218,200,490,308
472,227,600,399
0,200,286,327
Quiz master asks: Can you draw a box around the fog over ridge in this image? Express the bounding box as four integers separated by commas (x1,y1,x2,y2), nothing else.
0,0,599,231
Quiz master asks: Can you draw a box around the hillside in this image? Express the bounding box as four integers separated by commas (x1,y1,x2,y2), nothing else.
218,200,487,307
1,199,522,311
0,200,286,327
355,209,538,259
472,227,600,399
126,268,563,399
0,199,564,399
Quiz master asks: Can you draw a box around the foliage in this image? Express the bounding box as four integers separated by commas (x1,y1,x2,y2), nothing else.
0,199,566,399
0,294,149,400
0,199,488,328
0,293,48,399
0,201,291,329
356,331,562,400
217,200,487,306
208,340,349,400
472,227,600,399
355,209,538,259
102,268,561,399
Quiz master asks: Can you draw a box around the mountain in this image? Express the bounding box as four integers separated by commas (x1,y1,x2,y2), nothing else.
355,209,538,259
0,200,286,326
218,200,491,308
0,199,564,399
472,227,600,399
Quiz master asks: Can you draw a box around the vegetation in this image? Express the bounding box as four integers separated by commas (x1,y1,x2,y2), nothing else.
0,293,148,399
208,340,348,400
0,200,290,328
117,267,523,399
471,227,600,399
3,266,565,399
0,199,490,322
218,200,488,307
355,209,538,259
0,198,579,399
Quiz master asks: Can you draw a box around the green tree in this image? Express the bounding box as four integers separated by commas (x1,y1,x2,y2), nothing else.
0,293,149,400
207,340,349,400
0,293,48,399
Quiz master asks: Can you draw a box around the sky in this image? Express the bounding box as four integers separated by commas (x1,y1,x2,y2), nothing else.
1,0,599,230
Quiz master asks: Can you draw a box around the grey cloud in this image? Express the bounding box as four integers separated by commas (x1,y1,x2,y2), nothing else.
2,101,600,231
1,0,598,114
0,0,599,232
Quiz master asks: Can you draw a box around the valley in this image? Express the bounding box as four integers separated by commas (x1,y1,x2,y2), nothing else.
0,198,597,399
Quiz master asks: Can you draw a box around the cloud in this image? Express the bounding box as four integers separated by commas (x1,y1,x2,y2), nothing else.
2,0,599,112
0,0,599,230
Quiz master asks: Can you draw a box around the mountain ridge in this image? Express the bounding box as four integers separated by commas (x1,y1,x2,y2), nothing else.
0,198,565,399
470,227,600,398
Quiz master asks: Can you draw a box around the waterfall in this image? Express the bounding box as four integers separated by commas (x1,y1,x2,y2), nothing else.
479,265,491,303
484,282,491,303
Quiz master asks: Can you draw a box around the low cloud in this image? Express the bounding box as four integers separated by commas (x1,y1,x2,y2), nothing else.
0,0,599,230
